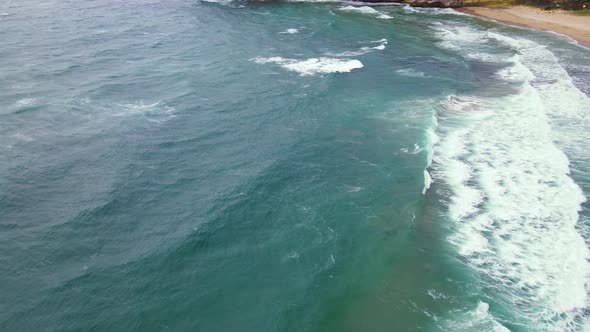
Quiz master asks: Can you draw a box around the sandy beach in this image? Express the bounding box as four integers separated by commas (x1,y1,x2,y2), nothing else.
458,6,590,47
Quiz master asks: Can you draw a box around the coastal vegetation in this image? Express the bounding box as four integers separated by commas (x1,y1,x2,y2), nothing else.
394,0,588,10
449,0,589,9
515,0,590,10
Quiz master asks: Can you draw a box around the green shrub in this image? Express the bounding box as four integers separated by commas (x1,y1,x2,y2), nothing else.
515,0,590,10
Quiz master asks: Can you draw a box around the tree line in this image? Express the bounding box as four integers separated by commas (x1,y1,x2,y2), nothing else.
516,0,589,10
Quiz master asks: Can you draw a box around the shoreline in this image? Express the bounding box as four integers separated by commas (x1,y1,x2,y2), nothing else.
457,6,590,47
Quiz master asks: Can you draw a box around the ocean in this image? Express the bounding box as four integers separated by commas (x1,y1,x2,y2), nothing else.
2,0,590,331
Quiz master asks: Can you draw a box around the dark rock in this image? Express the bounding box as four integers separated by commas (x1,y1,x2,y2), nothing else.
352,0,464,7
403,0,464,7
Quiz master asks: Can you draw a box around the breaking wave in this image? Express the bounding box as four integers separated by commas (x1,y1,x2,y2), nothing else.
432,22,590,331
252,56,363,76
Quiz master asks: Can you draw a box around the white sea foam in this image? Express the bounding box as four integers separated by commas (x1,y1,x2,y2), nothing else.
422,114,439,195
281,251,300,262
402,5,418,13
252,56,363,76
432,24,488,52
346,186,363,192
326,39,387,57
338,5,380,15
432,23,590,330
280,28,299,34
396,68,426,78
443,301,510,332
15,98,36,108
115,101,176,123
415,7,470,16
427,289,448,300
338,5,393,19
422,170,432,194
401,143,423,154
488,33,590,171
496,55,535,82
377,14,393,20
14,132,34,142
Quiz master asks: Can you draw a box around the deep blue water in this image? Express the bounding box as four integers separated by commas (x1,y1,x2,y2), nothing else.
2,0,590,331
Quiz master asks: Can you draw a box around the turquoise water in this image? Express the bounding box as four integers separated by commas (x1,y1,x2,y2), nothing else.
2,0,590,331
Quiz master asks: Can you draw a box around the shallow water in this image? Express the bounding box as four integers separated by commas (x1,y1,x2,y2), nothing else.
1,0,590,331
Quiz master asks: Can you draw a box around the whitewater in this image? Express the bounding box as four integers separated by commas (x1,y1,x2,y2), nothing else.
424,19,590,330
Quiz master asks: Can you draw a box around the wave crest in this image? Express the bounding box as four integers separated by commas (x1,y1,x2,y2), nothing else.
252,56,363,76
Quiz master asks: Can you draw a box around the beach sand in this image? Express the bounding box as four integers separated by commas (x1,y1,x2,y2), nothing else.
458,6,590,47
